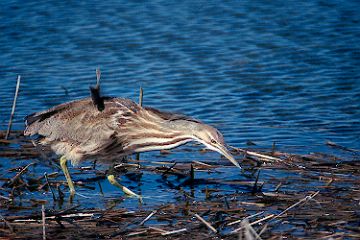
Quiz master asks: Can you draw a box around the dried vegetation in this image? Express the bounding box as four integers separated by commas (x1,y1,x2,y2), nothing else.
1,130,359,239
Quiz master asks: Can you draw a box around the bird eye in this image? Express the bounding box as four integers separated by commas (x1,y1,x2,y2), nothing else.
211,139,217,144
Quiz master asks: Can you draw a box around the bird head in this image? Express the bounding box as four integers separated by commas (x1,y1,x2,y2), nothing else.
192,124,241,169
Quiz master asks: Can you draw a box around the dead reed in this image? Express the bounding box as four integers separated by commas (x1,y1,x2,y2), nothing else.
0,129,359,239
0,80,359,239
5,75,21,140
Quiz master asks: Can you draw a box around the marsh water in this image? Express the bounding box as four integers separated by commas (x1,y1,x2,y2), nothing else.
0,1,359,212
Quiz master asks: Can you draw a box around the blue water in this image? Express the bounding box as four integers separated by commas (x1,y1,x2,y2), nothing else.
0,1,359,211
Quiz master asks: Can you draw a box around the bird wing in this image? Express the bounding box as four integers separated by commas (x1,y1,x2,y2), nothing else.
144,107,202,123
24,97,140,148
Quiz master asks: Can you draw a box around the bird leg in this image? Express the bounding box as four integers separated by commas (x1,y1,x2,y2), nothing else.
107,175,142,200
60,156,75,196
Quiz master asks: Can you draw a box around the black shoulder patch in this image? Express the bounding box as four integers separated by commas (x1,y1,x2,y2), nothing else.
90,85,105,111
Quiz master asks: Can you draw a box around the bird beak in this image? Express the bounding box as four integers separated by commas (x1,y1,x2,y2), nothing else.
217,145,241,169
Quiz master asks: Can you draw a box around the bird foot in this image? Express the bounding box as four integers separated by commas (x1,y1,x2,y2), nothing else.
107,175,142,201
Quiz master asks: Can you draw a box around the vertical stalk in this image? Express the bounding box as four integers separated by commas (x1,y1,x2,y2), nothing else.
5,75,21,140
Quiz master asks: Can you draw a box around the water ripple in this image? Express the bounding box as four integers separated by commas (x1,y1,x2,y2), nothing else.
0,0,359,153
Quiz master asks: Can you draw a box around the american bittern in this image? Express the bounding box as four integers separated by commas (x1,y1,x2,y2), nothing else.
24,94,240,198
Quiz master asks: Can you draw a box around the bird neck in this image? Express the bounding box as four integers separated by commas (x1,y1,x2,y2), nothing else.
123,119,197,153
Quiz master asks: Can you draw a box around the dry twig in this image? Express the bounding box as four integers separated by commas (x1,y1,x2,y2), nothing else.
194,213,217,233
232,214,274,234
5,75,21,139
42,205,46,240
139,210,157,226
271,191,320,220
229,145,282,162
161,228,187,236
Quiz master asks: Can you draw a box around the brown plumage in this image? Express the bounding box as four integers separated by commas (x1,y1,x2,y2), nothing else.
24,96,240,198
25,97,240,168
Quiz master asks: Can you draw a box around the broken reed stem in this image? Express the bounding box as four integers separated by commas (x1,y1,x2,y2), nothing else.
232,192,319,234
192,160,213,167
126,230,148,237
228,211,265,226
257,224,268,238
229,145,282,162
13,212,94,222
44,173,57,201
194,213,217,233
272,191,320,220
139,210,157,226
232,214,274,234
42,205,46,240
136,87,143,162
148,226,167,233
239,218,263,240
161,228,187,236
8,163,34,186
274,182,282,192
5,75,21,140
244,150,281,162
247,214,274,227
